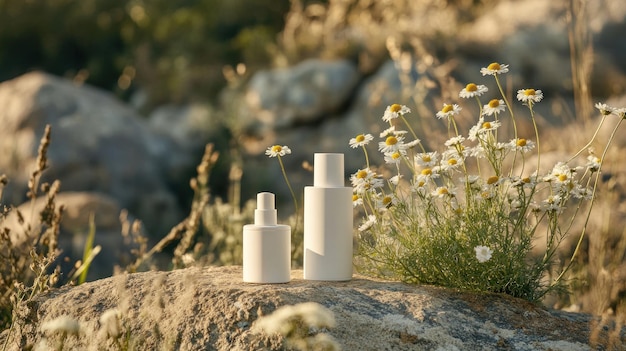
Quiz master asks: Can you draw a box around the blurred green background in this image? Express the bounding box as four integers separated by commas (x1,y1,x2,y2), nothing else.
0,0,291,108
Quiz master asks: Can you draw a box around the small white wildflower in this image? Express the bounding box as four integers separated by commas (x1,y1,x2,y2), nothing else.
349,133,374,148
379,126,408,138
436,103,462,120
378,135,406,154
509,138,535,153
474,245,493,263
352,194,363,207
41,315,81,335
265,145,291,157
432,186,455,198
586,154,601,172
415,152,438,167
595,102,613,116
383,104,411,122
444,135,465,147
570,184,592,200
541,194,564,213
482,99,506,116
459,83,488,98
517,88,543,105
384,150,405,165
480,62,509,76
358,215,377,232
613,107,626,119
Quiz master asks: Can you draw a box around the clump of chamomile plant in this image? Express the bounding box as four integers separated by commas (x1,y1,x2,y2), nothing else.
350,62,624,301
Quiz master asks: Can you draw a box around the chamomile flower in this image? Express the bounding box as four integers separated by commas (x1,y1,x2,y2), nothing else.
480,62,509,76
351,168,383,194
570,184,592,200
509,138,535,153
469,117,501,140
415,152,439,167
436,103,462,120
540,194,564,213
358,215,377,232
517,88,543,105
376,193,398,210
349,133,374,148
379,126,408,138
383,104,411,122
482,99,506,116
265,145,291,157
586,154,601,172
474,245,493,263
613,107,626,119
544,162,574,189
352,194,363,207
444,135,466,147
595,102,613,116
416,167,440,183
432,186,455,198
384,150,405,164
459,83,488,98
440,150,463,172
378,135,406,154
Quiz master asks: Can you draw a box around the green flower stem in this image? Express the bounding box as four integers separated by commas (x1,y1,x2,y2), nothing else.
529,105,541,175
567,114,608,163
553,117,624,285
400,114,426,153
361,145,370,169
494,74,518,140
277,155,299,233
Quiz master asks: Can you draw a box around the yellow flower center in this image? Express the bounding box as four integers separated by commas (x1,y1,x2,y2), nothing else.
524,89,536,96
417,181,425,187
441,104,453,113
355,134,365,142
522,177,531,183
487,176,499,185
385,136,398,146
517,138,527,147
488,99,500,108
487,62,501,71
422,155,431,162
382,196,393,206
465,83,478,92
482,122,492,129
438,187,449,195
448,158,457,165
357,170,368,179
352,194,359,202
421,168,432,176
390,104,402,113
558,174,568,182
271,145,282,153
392,152,401,160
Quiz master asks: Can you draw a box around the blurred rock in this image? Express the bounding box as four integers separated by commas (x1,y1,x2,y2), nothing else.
0,72,184,239
2,266,618,350
245,59,360,128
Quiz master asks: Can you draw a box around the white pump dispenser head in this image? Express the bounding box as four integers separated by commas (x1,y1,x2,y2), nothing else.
243,192,291,283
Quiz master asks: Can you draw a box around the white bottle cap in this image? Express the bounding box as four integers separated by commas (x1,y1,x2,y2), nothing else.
255,192,277,226
313,153,344,188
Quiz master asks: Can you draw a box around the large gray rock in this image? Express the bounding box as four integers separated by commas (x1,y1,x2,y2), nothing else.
2,266,620,350
245,59,360,128
0,72,184,238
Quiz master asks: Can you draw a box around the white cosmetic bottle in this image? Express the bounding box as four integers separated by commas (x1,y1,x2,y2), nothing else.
243,192,291,283
303,153,353,281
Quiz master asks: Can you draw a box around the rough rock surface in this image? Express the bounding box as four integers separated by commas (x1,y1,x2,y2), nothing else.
3,266,621,351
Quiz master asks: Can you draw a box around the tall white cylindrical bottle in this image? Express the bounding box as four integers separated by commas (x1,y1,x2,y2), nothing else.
243,192,291,283
303,153,353,281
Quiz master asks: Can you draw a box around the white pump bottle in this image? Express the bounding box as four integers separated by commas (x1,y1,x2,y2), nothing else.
243,192,291,283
